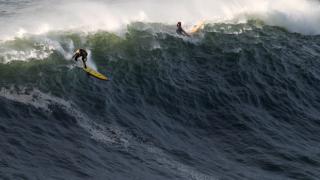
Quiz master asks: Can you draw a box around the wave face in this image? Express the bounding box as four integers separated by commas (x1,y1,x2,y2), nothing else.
1,21,320,180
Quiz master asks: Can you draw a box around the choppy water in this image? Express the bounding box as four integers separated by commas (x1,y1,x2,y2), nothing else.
1,1,320,180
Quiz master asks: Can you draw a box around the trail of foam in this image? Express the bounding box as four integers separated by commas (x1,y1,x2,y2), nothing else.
0,86,123,145
146,146,217,180
0,87,216,180
0,87,71,111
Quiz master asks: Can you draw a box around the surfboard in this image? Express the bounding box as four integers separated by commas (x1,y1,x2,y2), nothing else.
83,66,108,81
189,20,205,34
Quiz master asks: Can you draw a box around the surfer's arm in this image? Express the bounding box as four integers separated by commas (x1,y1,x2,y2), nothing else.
72,53,79,61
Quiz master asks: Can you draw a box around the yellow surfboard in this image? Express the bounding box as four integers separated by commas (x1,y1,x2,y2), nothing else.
189,20,205,34
83,66,108,81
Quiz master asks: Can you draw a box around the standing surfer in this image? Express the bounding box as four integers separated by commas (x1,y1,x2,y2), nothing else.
72,48,88,68
176,22,190,37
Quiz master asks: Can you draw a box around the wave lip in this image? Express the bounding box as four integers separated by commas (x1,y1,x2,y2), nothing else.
1,0,320,40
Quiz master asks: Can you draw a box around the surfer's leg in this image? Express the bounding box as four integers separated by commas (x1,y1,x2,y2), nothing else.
82,58,87,68
74,54,80,61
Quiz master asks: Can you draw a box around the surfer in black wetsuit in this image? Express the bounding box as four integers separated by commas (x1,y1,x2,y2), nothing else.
72,48,88,68
176,22,190,37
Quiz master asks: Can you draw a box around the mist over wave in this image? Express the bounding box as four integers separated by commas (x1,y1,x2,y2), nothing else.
1,0,320,40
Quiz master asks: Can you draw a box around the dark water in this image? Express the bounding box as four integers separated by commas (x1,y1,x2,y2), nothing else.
0,21,320,180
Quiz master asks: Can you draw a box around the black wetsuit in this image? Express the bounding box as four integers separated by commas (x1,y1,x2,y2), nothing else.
73,48,87,68
176,27,183,35
176,26,190,37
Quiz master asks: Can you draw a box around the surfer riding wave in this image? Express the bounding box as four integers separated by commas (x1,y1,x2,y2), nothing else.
72,48,88,68
176,22,190,37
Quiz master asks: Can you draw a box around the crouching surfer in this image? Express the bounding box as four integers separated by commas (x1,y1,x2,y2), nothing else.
176,22,190,37
72,48,88,68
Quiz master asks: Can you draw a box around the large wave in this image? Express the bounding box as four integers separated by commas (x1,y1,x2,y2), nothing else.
1,13,320,179
1,1,320,179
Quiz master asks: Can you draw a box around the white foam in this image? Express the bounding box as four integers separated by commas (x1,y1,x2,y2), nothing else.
86,49,98,71
0,35,75,63
0,0,319,40
0,0,318,64
0,49,52,63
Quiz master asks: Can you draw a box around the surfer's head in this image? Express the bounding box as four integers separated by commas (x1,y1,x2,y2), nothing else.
177,22,181,27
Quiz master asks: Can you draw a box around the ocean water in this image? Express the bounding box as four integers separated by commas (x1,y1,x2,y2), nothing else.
1,0,320,180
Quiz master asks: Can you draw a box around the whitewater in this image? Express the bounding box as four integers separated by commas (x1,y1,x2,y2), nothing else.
1,0,320,40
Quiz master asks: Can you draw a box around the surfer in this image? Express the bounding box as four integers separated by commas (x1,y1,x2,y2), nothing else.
72,48,88,68
176,22,190,37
